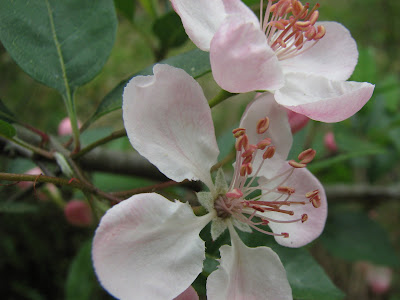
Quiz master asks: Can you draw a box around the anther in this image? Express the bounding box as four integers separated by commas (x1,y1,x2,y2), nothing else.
277,186,295,195
233,128,246,138
241,145,257,158
311,194,321,208
289,160,306,168
235,134,249,151
257,138,272,150
298,148,316,164
282,232,289,238
306,189,319,198
301,214,308,223
314,25,326,39
263,146,276,159
257,117,270,134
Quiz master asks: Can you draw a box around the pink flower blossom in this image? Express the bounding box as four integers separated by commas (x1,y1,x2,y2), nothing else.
287,109,309,133
171,0,375,122
92,64,327,299
58,117,81,136
324,131,338,152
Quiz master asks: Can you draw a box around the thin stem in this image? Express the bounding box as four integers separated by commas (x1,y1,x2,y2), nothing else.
0,172,121,203
72,129,127,159
208,90,236,108
9,136,54,160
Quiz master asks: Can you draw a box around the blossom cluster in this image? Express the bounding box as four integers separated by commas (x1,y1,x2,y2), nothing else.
91,1,374,299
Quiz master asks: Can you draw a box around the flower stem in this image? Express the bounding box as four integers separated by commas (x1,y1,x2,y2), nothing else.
208,90,236,108
72,129,127,159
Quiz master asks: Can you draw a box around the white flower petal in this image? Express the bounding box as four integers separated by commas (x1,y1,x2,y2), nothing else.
260,166,327,248
171,0,257,51
239,93,292,178
280,22,358,81
275,73,375,122
210,18,284,93
123,64,219,189
92,193,213,300
207,225,292,300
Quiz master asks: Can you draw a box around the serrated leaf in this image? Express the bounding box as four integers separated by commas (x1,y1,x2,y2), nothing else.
65,240,97,300
321,210,400,267
153,11,188,50
0,202,39,214
84,49,210,128
0,119,16,138
0,0,117,96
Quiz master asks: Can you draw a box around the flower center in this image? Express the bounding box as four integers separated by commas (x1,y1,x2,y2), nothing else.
213,116,322,238
260,0,326,60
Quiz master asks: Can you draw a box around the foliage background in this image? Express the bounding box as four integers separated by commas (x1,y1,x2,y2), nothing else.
0,0,399,299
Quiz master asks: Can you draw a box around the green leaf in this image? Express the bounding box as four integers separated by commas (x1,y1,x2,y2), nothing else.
153,11,188,50
84,49,211,127
65,240,97,300
273,246,345,300
0,98,16,123
137,0,158,18
0,0,117,96
321,210,400,267
114,0,135,21
0,119,16,138
237,230,344,300
0,202,39,214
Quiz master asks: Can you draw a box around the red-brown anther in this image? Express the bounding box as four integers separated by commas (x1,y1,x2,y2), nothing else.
235,134,249,151
263,146,276,159
282,232,289,238
278,186,295,195
271,21,286,31
315,25,326,39
311,194,321,208
246,163,253,175
295,33,304,48
241,145,256,158
305,189,319,198
301,214,308,223
298,148,316,164
262,219,270,225
240,163,253,176
242,155,253,165
308,10,319,25
232,128,246,138
295,20,311,30
289,160,307,168
257,117,270,134
257,138,272,150
305,26,316,40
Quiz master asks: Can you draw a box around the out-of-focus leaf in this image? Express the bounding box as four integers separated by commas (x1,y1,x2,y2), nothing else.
153,11,188,50
138,0,157,18
238,231,345,300
0,120,16,138
0,99,16,123
114,0,135,21
84,49,210,127
93,172,154,192
308,149,383,173
65,240,97,300
350,47,377,84
0,0,117,96
0,202,39,214
321,210,400,267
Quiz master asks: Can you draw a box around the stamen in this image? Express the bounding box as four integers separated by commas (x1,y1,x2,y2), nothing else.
226,188,243,199
235,134,249,151
256,117,270,134
232,127,246,138
298,148,316,164
289,160,306,168
263,146,276,159
277,186,295,194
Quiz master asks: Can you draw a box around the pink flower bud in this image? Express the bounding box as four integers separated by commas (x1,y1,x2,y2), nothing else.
17,167,42,189
324,131,338,152
58,117,81,136
365,264,393,295
64,200,93,227
286,109,310,133
173,286,199,300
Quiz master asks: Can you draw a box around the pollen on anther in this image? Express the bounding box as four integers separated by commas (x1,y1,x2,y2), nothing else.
263,146,276,159
282,232,289,238
298,148,316,164
301,214,308,223
289,160,306,168
311,194,321,208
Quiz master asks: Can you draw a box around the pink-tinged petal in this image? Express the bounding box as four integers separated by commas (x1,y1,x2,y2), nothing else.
261,166,327,248
174,286,199,300
210,19,284,93
286,109,310,134
239,93,292,178
324,131,338,152
207,224,292,300
275,73,375,122
92,193,214,300
280,22,358,81
123,64,219,189
171,0,257,51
